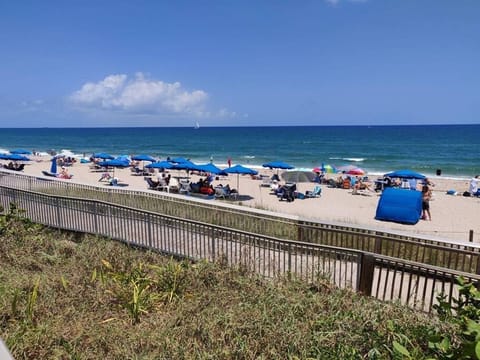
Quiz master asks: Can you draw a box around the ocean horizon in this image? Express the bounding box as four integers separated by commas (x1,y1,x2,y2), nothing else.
0,124,478,180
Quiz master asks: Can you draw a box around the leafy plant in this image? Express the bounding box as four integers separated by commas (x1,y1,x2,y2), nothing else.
99,260,157,324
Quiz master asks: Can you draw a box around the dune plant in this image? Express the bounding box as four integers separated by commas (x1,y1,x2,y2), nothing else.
99,259,157,324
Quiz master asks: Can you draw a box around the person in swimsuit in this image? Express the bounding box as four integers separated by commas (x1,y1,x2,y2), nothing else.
421,185,432,221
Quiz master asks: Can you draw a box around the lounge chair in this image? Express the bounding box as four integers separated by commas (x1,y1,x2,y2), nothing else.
305,185,322,198
168,177,179,193
145,177,166,191
179,181,191,195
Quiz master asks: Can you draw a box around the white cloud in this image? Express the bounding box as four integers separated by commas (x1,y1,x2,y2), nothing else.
69,73,209,117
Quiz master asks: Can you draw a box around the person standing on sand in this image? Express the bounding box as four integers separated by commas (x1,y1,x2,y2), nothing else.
421,185,432,221
469,175,479,196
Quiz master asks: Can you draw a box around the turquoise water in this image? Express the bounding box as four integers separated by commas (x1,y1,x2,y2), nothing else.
0,125,478,178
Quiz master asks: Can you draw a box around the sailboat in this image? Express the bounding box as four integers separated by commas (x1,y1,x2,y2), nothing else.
194,120,200,130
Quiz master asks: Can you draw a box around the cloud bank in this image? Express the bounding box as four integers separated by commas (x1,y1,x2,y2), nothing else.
69,73,209,117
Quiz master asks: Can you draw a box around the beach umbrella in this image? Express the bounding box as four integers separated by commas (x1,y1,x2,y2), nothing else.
169,157,189,164
347,168,366,176
384,169,426,180
10,149,32,155
314,163,337,174
50,157,57,174
197,163,228,175
262,161,295,170
146,160,175,170
93,152,115,160
224,164,258,193
98,157,130,177
0,153,30,161
337,164,358,173
131,154,156,162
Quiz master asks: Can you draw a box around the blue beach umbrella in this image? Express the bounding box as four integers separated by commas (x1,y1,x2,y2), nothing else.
262,161,295,170
0,153,30,161
169,157,189,164
171,160,202,172
98,158,130,177
224,164,258,193
10,149,32,155
131,154,156,162
93,152,115,160
197,163,228,175
50,157,57,174
384,169,426,180
146,161,175,170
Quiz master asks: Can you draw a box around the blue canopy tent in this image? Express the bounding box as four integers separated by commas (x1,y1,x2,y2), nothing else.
224,164,258,193
375,188,423,224
384,169,426,180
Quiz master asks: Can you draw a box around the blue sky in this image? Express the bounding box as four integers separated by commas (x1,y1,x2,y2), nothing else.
0,0,478,127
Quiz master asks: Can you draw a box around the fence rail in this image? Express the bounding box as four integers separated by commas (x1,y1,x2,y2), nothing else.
1,170,479,274
1,184,479,312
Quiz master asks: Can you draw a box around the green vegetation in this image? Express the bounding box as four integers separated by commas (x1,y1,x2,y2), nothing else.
1,204,478,359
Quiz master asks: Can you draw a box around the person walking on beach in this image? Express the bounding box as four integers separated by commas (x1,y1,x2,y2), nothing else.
421,184,432,221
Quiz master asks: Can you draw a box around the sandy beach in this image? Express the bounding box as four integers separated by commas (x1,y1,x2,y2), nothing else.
11,156,480,244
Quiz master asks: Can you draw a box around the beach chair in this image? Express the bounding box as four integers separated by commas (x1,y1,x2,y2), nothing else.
179,181,190,195
214,186,227,199
305,185,322,198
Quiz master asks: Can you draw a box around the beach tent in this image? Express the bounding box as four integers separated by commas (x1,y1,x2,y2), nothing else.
384,169,426,180
375,188,422,225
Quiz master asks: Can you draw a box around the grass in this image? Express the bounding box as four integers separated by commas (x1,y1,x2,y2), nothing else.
0,209,457,359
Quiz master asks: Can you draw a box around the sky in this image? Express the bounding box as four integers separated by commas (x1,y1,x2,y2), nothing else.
0,0,479,127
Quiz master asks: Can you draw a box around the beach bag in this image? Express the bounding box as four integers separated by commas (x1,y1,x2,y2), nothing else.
463,191,471,197
446,190,457,196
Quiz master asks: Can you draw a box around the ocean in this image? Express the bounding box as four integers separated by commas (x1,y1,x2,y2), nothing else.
0,125,478,179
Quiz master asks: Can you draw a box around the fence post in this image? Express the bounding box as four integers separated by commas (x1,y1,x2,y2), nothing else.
358,253,375,295
211,227,216,262
297,221,304,242
374,236,382,254
56,197,62,227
